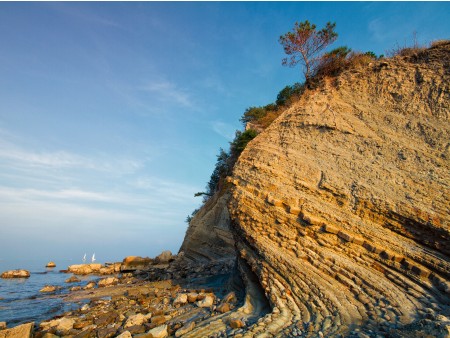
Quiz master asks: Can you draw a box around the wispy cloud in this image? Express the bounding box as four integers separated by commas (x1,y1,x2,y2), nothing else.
138,80,194,108
211,121,236,140
0,137,142,175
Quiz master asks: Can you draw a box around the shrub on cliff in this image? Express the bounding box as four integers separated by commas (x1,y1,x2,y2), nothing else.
230,129,258,156
279,20,338,81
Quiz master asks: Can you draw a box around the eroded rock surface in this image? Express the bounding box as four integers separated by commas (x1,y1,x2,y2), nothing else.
226,42,450,336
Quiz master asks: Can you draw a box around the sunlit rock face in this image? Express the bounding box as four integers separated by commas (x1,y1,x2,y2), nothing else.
180,191,236,263
227,42,450,336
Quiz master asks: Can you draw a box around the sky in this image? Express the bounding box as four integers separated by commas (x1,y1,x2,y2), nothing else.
0,2,449,264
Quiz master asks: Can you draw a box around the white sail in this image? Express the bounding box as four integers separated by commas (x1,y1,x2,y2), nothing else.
91,253,96,263
83,253,86,263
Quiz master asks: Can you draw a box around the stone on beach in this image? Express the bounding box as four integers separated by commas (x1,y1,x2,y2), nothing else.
155,250,173,264
98,277,119,287
67,264,102,275
196,294,214,308
173,293,188,306
146,324,168,338
1,269,30,278
45,262,56,268
0,322,34,338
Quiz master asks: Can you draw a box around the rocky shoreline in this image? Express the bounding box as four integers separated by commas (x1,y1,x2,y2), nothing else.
0,251,245,338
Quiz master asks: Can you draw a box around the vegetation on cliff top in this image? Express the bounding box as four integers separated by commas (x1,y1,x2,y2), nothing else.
189,21,442,221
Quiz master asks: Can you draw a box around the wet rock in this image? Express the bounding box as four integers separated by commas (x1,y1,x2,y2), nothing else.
46,262,56,268
0,269,30,278
40,285,57,293
0,322,34,338
65,275,81,283
70,286,81,291
83,281,96,289
98,277,118,287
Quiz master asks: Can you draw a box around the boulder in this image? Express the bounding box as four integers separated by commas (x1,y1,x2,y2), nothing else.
1,270,30,279
83,281,96,290
124,313,148,328
173,293,188,306
40,285,57,293
230,319,245,329
0,322,6,330
65,275,80,283
46,261,56,268
97,277,118,287
0,322,34,338
116,331,132,338
186,292,198,303
67,264,102,275
175,322,195,337
121,256,152,271
155,251,173,264
146,325,168,338
56,318,75,334
196,294,214,308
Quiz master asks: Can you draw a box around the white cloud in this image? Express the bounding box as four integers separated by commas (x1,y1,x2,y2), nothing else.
139,80,193,108
211,121,236,140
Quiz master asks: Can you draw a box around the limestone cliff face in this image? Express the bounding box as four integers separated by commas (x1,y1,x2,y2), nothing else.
180,42,449,336
226,43,449,336
180,191,235,262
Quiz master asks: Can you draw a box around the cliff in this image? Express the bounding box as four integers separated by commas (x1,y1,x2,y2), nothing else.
181,42,450,337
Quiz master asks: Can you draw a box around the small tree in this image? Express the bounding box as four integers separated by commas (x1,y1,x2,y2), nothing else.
279,21,338,81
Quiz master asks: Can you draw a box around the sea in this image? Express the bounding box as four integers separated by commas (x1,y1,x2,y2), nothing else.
0,258,101,327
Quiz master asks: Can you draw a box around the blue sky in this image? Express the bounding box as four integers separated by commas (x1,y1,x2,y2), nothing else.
0,2,449,263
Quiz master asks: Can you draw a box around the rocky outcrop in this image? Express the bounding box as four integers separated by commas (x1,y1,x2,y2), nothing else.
1,269,30,278
225,42,450,336
0,322,34,338
45,261,56,268
180,191,235,262
67,264,102,275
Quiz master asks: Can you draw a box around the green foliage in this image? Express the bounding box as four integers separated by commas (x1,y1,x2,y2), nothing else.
364,51,377,59
314,46,352,77
240,106,268,124
230,129,258,156
195,148,231,200
279,20,338,81
185,208,200,224
276,82,304,106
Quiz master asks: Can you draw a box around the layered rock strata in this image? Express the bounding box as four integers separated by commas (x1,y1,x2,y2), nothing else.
225,42,450,336
180,191,235,262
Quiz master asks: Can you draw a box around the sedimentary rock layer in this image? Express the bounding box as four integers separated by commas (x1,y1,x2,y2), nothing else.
226,42,449,336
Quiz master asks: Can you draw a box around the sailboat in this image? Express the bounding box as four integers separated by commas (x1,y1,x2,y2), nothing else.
82,253,86,263
91,253,96,263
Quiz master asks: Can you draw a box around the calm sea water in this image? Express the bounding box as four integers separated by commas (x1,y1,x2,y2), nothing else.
0,258,101,327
